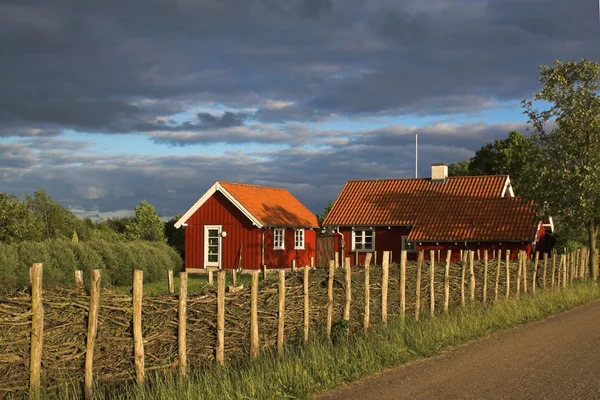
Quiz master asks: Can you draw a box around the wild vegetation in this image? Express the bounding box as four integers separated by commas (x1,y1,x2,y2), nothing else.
447,59,600,278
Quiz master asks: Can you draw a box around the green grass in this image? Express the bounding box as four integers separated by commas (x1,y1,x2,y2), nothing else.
112,271,254,295
37,281,600,400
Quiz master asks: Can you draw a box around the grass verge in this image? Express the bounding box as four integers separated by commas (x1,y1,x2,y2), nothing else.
47,281,600,400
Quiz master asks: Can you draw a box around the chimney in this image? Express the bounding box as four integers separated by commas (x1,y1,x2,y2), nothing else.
431,163,448,182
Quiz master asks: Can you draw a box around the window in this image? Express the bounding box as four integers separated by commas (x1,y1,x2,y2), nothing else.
352,229,374,251
294,229,305,249
274,228,285,250
401,236,416,253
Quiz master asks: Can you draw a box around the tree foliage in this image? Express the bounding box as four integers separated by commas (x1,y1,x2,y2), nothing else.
125,200,166,241
448,131,535,194
522,58,600,279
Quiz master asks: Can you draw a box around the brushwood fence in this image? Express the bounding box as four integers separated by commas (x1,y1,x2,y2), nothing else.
0,248,594,399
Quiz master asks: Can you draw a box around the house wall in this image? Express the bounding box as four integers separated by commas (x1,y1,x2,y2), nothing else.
333,227,411,267
330,226,541,265
264,227,317,269
416,242,534,262
184,191,262,270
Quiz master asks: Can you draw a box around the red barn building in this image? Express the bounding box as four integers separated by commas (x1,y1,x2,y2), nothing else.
323,164,550,265
175,182,318,272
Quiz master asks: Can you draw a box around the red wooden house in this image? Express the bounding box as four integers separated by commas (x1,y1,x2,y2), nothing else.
322,164,549,265
175,182,318,272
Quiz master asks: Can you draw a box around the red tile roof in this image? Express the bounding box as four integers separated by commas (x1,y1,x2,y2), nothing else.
323,176,538,242
219,182,319,228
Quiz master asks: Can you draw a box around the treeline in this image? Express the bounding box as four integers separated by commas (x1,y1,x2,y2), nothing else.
0,239,182,293
0,189,184,256
0,189,184,291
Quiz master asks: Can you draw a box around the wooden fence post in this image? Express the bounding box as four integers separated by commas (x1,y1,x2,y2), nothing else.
84,269,101,400
335,252,339,269
483,250,488,304
232,269,237,286
516,251,522,299
495,250,502,302
532,252,539,294
416,250,423,319
75,270,83,287
364,253,372,333
132,270,144,385
304,266,309,344
430,250,435,317
216,270,225,366
250,271,259,359
523,251,528,294
460,252,466,307
277,270,285,358
327,260,335,339
400,251,407,320
262,264,267,280
382,251,390,326
469,250,475,302
310,257,314,268
444,250,451,313
208,270,214,285
542,253,548,290
344,257,351,322
562,254,567,288
168,270,174,294
29,263,43,399
178,272,188,376
551,250,557,289
505,250,511,299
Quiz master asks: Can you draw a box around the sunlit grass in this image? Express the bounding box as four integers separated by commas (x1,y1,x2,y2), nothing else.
37,281,600,400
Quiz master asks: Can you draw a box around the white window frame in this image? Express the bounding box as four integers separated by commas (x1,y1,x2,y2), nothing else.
204,225,222,268
401,235,416,253
294,229,305,249
274,228,285,250
352,228,375,251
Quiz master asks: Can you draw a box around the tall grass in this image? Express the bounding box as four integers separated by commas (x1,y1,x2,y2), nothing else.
62,281,600,400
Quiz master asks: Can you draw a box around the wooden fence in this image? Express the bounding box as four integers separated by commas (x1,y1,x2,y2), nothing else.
0,248,593,398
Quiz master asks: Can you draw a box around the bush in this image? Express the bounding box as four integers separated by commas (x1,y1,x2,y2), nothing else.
0,239,182,290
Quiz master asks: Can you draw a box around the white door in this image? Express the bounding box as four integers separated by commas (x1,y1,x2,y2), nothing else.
204,225,222,268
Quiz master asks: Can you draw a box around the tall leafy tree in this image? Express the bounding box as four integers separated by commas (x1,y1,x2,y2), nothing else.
522,59,600,280
0,193,42,242
164,215,184,259
448,131,535,195
126,200,166,241
25,189,79,239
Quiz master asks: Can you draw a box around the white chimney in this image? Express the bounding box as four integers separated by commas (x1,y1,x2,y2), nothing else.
431,163,448,181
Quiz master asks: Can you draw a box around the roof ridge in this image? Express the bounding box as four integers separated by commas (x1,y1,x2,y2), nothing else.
344,175,508,183
219,181,288,191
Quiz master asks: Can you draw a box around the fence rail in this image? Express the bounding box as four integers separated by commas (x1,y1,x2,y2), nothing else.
0,248,594,398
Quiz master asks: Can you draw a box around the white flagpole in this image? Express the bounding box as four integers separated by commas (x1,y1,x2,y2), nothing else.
415,132,418,178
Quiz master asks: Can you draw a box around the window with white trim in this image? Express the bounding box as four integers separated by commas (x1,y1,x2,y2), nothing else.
401,236,416,253
352,229,374,251
294,229,305,249
274,228,285,250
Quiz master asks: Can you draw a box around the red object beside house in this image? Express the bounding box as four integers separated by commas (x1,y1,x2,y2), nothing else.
322,164,550,265
175,182,319,271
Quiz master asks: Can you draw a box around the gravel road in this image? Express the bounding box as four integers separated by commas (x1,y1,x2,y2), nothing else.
316,299,600,400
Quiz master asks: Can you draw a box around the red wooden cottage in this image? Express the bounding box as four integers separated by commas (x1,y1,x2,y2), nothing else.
322,164,549,265
175,182,319,272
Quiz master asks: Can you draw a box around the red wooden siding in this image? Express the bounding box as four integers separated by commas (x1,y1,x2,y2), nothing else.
184,191,261,269
264,228,317,269
331,226,544,266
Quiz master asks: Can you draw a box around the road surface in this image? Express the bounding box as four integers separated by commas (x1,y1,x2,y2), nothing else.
316,299,600,400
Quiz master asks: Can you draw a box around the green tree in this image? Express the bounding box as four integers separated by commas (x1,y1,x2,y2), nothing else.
448,160,470,176
522,59,600,280
25,189,79,239
0,193,42,242
126,200,166,241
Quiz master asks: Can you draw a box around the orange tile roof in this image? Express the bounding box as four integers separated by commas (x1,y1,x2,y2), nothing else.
323,176,538,242
220,182,319,228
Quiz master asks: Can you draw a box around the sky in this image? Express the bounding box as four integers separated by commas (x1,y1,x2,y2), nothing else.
1,0,600,220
